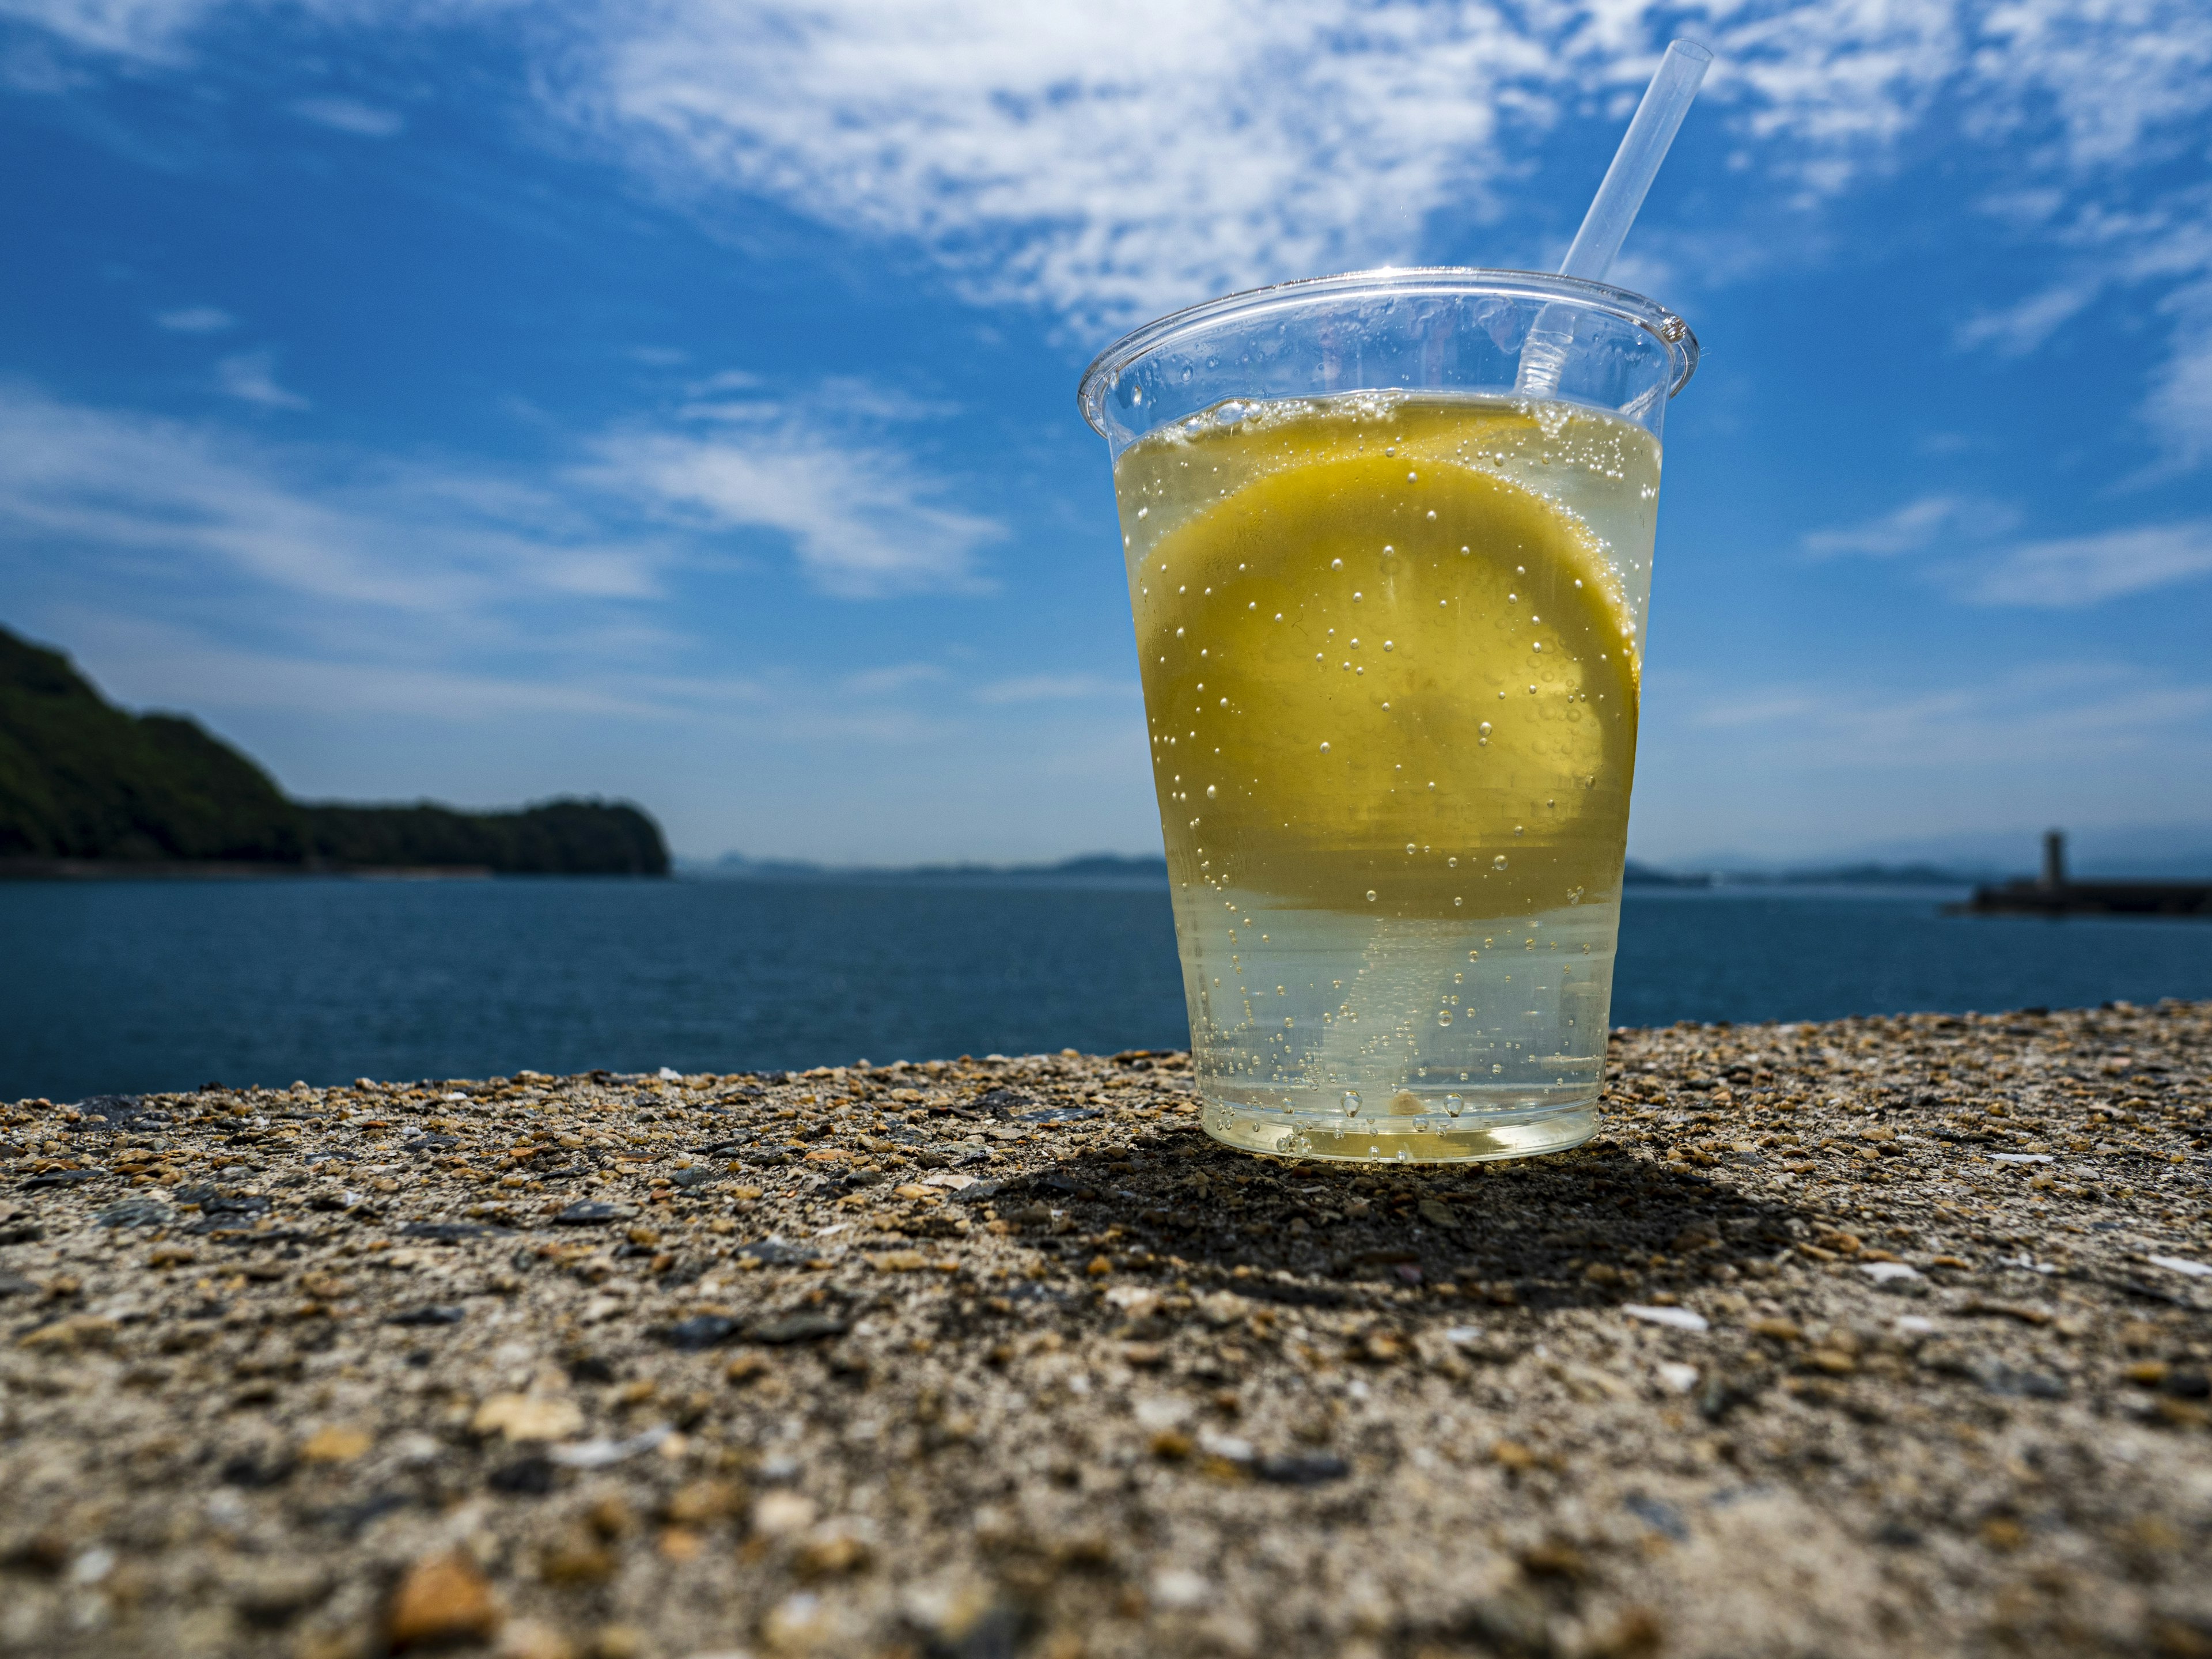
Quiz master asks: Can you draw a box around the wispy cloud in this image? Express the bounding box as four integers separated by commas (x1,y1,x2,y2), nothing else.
1952,282,2100,358
216,349,310,411
1688,662,2212,767
583,385,1000,597
0,0,225,62
1806,494,2212,606
540,1,2212,332
1963,520,2212,608
0,373,1001,641
17,1,2212,353
559,0,1570,328
2143,278,2212,471
0,382,669,620
154,304,234,334
1802,494,2016,559
288,94,405,138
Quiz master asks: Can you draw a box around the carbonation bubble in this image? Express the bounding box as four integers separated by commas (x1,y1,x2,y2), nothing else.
1444,1094,1465,1117
1365,889,1377,902
1319,741,1331,753
1206,785,1217,798
1493,855,1509,870
1342,1091,1362,1116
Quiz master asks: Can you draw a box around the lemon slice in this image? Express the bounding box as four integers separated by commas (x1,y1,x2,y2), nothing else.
1135,436,1638,916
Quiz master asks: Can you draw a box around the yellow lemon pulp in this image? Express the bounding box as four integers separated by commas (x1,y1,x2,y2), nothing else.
1128,398,1645,918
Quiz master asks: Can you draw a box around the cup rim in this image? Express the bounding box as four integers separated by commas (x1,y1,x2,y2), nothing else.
1077,266,1698,437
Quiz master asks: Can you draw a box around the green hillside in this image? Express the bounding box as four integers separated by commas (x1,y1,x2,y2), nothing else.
0,627,668,875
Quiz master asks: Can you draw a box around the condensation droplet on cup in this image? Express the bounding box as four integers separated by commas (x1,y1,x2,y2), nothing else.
1342,1091,1362,1116
1444,1094,1465,1116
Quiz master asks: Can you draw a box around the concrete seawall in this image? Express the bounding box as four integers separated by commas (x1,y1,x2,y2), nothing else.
2,1005,2209,1656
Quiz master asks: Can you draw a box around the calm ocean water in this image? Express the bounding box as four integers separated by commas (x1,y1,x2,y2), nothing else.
3,876,2210,1101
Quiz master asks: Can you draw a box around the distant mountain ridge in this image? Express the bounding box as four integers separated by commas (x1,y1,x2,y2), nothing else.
0,626,668,875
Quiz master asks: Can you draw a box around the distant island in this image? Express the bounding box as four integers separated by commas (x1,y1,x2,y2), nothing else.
1625,860,1991,888
691,851,1171,884
0,626,668,876
690,854,1986,889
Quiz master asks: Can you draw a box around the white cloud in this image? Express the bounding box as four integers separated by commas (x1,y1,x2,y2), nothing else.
540,0,2212,332
0,382,670,619
216,349,310,411
154,304,234,333
289,94,404,137
584,413,1000,598
55,612,714,721
17,1,2212,344
1952,281,2099,357
0,0,225,60
1804,493,2212,607
2143,279,2212,471
554,0,1586,329
1963,520,2212,607
0,375,998,631
1802,494,2016,558
1686,662,2212,767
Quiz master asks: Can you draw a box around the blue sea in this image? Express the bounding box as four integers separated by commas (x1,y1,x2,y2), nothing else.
3,875,2210,1101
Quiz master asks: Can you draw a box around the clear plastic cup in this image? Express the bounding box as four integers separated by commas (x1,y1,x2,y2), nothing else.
1078,268,1696,1163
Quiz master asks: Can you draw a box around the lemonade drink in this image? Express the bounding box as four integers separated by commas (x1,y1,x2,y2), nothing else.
1080,268,1695,1163
1118,392,1658,1160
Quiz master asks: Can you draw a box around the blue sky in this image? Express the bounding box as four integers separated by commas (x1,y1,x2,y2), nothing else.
1,0,2209,869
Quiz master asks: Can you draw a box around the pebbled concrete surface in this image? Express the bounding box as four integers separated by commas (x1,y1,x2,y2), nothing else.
1,1001,2209,1658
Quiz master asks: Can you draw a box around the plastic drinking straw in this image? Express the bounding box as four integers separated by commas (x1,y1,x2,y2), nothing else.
1517,38,1711,393
1560,39,1712,282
